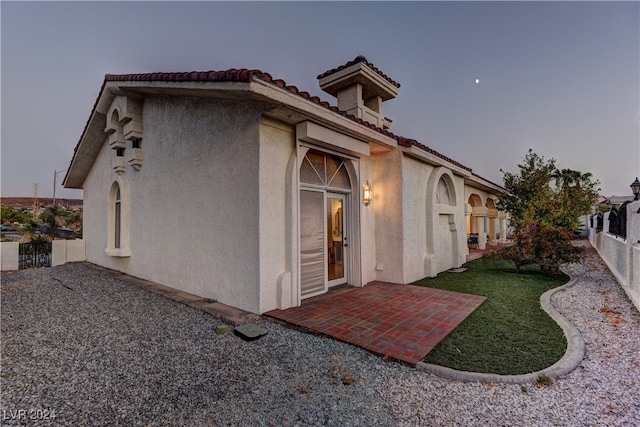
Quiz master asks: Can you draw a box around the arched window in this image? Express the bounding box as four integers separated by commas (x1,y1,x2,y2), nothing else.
114,185,121,248
300,149,351,190
106,180,130,257
436,176,452,205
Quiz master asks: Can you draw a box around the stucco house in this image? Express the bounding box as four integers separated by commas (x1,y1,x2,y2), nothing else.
63,56,507,314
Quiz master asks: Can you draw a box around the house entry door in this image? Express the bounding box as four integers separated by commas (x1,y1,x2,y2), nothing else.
299,190,350,299
299,148,353,299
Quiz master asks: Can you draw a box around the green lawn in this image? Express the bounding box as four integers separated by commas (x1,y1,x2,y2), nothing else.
415,256,568,375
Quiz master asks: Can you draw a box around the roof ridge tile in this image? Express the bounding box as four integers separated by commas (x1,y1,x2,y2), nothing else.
316,55,401,88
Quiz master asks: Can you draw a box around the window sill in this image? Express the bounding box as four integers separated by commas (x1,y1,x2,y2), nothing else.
105,248,131,257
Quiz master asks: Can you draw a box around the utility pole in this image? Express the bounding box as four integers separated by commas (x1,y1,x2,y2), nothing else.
33,182,40,220
52,169,67,207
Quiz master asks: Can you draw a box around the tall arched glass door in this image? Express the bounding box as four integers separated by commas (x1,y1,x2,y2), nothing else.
299,148,352,299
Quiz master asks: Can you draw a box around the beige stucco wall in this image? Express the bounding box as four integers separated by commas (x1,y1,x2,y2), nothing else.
77,92,508,313
400,155,432,282
83,97,265,313
370,152,473,285
258,118,296,313
401,156,467,282
373,150,404,283
359,156,377,286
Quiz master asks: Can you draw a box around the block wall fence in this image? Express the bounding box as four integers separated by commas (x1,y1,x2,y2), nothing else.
0,240,86,272
588,200,640,312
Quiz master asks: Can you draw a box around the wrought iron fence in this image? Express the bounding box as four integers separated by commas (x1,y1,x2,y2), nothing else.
596,213,603,232
608,202,629,239
18,241,52,270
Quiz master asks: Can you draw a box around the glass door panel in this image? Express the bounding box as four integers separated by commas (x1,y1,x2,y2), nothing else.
300,190,326,298
327,193,347,286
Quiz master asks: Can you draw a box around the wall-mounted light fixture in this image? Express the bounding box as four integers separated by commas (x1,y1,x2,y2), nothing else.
363,180,372,206
631,177,640,201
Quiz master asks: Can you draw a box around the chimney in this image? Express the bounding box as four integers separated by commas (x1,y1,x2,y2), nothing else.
317,55,400,130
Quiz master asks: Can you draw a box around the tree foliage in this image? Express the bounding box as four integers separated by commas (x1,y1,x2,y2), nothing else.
1,206,30,225
39,205,65,241
497,150,599,273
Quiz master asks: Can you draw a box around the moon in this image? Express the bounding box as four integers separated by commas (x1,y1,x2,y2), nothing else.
475,78,480,84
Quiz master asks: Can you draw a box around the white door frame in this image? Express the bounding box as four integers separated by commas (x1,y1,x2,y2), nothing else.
297,144,357,300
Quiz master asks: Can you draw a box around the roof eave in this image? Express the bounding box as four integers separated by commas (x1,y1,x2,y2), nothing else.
63,80,259,189
64,77,399,188
465,173,506,195
400,145,473,178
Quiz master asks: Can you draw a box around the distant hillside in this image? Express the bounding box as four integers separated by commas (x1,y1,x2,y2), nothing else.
1,197,83,210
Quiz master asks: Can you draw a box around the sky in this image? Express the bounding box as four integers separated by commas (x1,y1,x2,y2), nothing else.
2,1,639,199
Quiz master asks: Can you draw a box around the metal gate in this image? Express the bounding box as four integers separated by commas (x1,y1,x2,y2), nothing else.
19,241,52,269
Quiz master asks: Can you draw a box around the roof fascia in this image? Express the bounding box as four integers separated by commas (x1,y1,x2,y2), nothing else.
464,174,505,195
400,145,472,178
65,78,400,188
63,80,259,188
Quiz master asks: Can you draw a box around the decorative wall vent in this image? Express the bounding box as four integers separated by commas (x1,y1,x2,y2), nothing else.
105,96,144,172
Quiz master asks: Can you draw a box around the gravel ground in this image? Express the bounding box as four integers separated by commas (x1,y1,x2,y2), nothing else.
2,244,639,426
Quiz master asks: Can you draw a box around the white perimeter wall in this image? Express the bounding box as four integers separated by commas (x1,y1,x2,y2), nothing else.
0,242,19,271
588,201,640,312
83,97,264,313
1,240,85,271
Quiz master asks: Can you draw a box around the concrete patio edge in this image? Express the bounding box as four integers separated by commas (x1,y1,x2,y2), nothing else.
415,266,585,384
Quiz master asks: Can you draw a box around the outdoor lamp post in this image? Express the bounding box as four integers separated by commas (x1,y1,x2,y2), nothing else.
631,177,640,201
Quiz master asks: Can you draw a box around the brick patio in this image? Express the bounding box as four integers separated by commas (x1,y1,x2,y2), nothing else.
265,281,486,365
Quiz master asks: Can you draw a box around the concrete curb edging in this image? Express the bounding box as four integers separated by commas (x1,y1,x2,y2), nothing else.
80,262,260,326
415,267,585,384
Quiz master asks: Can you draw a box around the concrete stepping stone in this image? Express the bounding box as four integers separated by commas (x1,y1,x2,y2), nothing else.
234,323,268,341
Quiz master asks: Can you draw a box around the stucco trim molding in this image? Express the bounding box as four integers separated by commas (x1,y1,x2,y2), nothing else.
105,248,131,258
296,121,370,157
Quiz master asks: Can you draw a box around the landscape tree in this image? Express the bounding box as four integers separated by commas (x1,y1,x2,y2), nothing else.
1,206,30,225
39,205,65,241
19,219,41,243
550,168,599,232
61,209,82,231
497,149,599,273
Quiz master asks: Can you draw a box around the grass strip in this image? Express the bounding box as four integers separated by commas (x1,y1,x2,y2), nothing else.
415,256,568,375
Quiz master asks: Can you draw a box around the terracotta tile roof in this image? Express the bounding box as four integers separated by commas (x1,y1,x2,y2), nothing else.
69,62,486,182
100,68,399,138
316,55,401,89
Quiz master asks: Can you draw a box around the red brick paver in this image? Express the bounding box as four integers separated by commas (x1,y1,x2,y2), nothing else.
265,281,486,365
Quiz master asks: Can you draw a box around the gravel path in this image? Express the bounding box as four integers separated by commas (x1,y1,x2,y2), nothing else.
2,244,639,426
